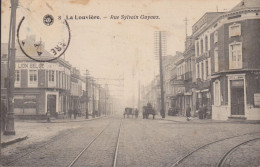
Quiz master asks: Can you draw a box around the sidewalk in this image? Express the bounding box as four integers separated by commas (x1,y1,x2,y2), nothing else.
160,115,260,124
1,116,104,148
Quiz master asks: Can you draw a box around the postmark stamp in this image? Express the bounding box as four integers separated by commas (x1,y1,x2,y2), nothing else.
17,14,71,62
43,14,54,26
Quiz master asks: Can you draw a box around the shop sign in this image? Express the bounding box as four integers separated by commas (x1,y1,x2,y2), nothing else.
15,62,70,74
231,80,244,87
254,93,260,107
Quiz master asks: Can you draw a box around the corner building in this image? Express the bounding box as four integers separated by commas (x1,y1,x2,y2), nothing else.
1,43,71,119
194,0,260,120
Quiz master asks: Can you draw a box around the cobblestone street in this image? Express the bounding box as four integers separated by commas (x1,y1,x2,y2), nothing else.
1,116,260,167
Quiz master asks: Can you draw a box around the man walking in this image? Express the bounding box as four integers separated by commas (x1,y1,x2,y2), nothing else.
186,105,191,121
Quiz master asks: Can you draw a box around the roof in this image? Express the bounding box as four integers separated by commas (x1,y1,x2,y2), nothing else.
231,0,260,11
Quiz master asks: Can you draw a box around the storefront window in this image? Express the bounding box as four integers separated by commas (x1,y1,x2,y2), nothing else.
28,70,38,87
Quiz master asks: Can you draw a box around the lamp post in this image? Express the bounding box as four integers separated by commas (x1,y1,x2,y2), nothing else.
92,79,95,118
5,0,18,135
85,70,89,119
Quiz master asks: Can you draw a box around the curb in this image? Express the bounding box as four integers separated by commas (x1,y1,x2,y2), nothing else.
30,116,106,123
1,136,28,148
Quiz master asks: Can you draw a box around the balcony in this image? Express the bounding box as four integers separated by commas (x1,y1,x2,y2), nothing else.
177,75,184,81
196,51,210,63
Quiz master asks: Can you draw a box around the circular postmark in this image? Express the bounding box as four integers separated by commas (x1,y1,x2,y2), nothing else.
17,14,71,62
43,14,54,26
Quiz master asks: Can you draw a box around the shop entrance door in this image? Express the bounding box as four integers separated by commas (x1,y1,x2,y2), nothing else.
47,95,56,117
231,80,245,115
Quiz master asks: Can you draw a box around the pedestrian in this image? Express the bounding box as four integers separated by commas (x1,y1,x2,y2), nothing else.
198,105,203,119
1,101,7,132
46,108,51,123
68,109,72,119
74,109,77,119
203,105,207,119
135,108,139,118
186,105,191,121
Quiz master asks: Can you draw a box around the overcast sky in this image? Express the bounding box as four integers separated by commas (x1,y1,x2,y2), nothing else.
1,0,241,107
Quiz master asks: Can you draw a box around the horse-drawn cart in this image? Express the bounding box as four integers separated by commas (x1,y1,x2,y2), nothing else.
142,103,155,119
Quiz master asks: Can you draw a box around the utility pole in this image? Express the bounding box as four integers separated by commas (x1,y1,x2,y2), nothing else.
98,85,101,117
104,91,107,115
184,17,188,38
159,31,165,118
92,80,95,118
85,70,89,119
138,80,140,111
5,0,18,135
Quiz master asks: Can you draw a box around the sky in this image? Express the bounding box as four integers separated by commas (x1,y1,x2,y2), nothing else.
1,0,241,107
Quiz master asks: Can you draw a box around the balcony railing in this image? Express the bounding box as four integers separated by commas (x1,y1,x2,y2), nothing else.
177,75,184,80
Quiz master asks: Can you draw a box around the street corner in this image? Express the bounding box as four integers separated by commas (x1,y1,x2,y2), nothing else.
1,135,28,148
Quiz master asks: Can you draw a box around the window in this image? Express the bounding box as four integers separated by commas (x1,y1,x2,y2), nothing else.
201,62,204,80
15,70,20,82
196,42,199,57
214,48,219,72
28,70,38,87
196,63,200,79
15,70,21,87
200,39,204,54
205,60,208,79
214,80,221,106
48,70,55,87
229,23,241,37
205,36,208,51
48,70,55,82
229,42,242,69
214,31,218,44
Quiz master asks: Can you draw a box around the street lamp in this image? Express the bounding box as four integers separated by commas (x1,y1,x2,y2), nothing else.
85,69,89,119
5,0,19,135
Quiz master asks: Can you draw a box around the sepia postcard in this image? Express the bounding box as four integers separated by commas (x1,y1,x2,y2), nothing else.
1,0,260,166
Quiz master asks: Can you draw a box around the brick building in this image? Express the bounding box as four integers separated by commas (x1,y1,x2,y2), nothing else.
193,0,260,120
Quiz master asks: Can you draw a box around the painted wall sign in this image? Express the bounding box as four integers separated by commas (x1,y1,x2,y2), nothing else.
15,62,70,75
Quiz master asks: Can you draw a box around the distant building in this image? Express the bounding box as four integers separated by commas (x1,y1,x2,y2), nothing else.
183,36,196,116
192,12,223,118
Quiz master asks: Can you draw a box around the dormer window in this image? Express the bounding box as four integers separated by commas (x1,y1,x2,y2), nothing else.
229,23,241,37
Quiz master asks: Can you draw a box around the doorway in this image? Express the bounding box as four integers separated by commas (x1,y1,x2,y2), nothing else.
47,95,57,117
230,80,245,115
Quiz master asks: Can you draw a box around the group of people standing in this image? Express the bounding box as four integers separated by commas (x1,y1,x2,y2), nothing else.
185,104,208,121
68,109,79,119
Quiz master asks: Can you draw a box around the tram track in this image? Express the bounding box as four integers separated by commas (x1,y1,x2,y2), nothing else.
169,131,260,167
216,137,260,167
3,127,77,166
68,118,123,167
3,117,108,166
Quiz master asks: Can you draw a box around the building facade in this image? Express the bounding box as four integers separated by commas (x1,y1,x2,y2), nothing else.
1,43,71,119
193,0,260,120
